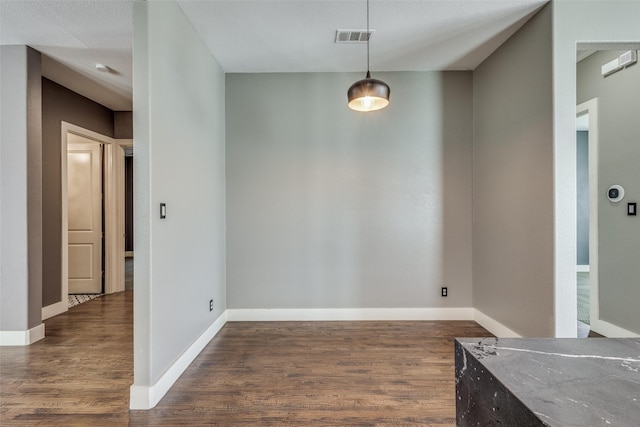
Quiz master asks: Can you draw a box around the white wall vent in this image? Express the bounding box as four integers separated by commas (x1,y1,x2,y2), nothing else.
619,50,637,67
335,30,375,43
602,50,638,77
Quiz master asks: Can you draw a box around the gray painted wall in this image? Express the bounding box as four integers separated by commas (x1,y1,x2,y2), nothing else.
576,131,589,266
577,50,640,333
226,71,473,309
473,5,555,337
552,0,640,336
0,46,43,331
133,0,226,386
41,78,115,306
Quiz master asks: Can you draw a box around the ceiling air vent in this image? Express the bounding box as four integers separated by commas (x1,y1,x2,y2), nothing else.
335,30,375,43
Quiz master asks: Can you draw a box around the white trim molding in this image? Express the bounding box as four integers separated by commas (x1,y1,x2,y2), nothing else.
0,323,45,346
576,100,604,340
227,307,523,338
226,307,475,322
130,312,228,410
591,318,639,338
472,309,522,338
42,301,68,321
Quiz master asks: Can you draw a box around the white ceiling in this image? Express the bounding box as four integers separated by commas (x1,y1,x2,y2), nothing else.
0,0,133,110
0,0,548,111
179,0,547,73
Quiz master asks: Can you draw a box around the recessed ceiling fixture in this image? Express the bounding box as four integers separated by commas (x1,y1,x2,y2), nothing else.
347,0,390,112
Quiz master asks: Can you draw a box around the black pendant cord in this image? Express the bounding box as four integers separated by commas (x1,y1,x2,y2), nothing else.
366,0,370,76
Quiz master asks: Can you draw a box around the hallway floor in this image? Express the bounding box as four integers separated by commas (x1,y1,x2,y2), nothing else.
0,292,491,425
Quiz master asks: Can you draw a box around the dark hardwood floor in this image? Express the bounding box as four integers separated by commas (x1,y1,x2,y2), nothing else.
1,292,492,426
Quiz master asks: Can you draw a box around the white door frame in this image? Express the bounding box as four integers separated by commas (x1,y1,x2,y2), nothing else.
42,122,132,320
577,99,599,333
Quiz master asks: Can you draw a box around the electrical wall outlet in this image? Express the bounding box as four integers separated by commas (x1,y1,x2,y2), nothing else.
441,287,448,297
209,299,214,311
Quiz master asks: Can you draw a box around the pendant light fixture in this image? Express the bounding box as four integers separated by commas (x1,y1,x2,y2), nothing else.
347,0,390,112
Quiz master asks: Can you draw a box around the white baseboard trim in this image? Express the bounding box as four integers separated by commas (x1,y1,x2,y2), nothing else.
576,265,590,273
472,309,521,338
129,311,228,410
0,323,45,346
42,300,68,321
226,308,523,338
226,307,475,322
591,318,639,338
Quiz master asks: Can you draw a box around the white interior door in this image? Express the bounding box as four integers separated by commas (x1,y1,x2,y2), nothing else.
68,134,103,294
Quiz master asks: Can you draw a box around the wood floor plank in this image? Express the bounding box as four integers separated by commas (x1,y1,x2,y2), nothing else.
1,292,492,425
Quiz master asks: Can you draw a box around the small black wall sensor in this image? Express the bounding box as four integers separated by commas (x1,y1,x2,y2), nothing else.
160,203,167,219
607,185,625,202
628,203,637,216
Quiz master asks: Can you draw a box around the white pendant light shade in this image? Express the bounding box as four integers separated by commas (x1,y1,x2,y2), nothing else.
347,71,390,112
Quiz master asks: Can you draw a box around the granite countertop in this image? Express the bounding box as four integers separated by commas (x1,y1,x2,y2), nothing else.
456,338,640,426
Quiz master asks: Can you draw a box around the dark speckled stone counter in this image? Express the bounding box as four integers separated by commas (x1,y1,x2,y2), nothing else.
455,338,640,426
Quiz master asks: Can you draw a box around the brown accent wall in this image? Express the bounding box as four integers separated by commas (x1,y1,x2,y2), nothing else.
41,78,115,306
114,111,133,139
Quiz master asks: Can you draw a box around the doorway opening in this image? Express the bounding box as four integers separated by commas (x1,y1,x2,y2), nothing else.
42,122,132,320
575,47,640,338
